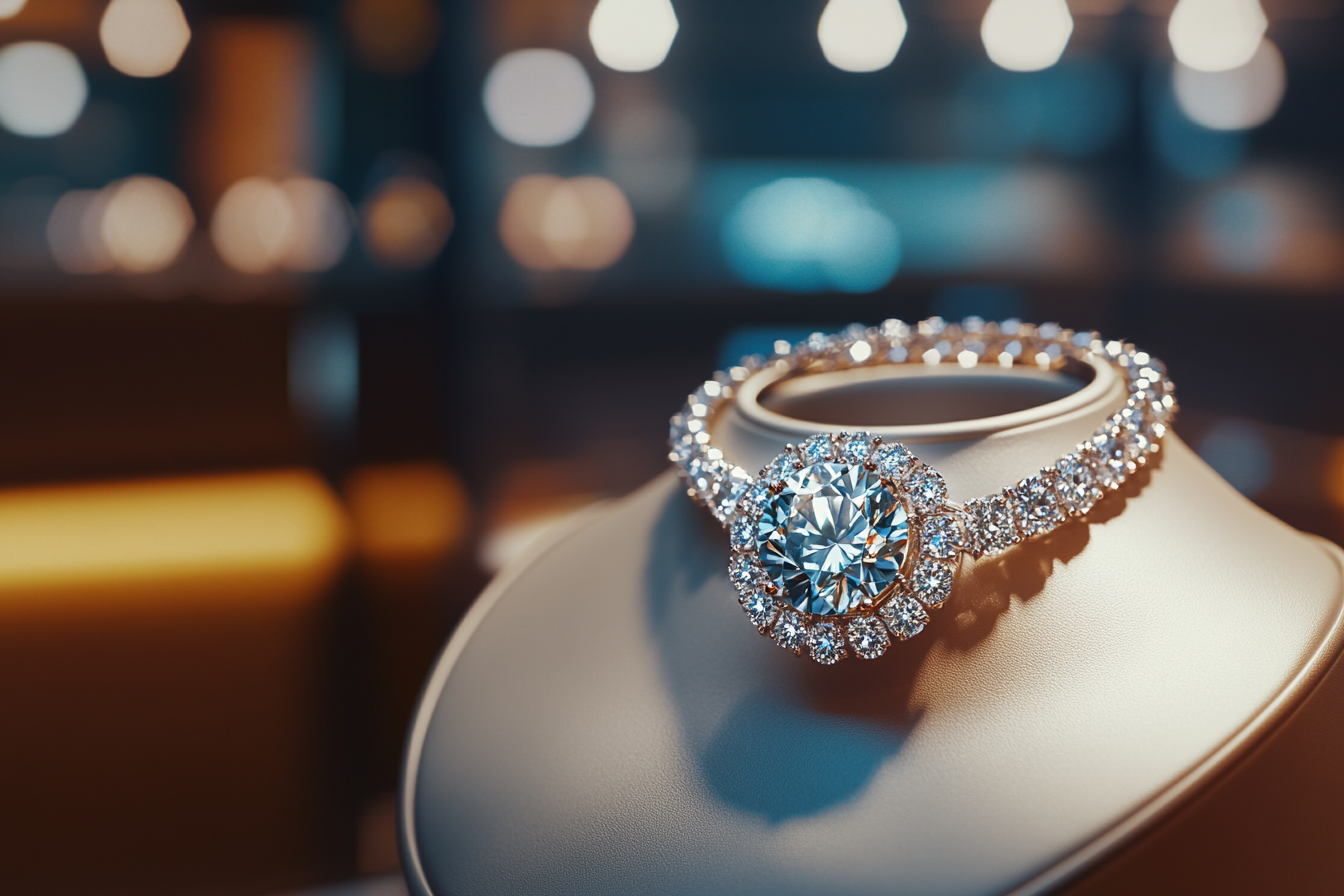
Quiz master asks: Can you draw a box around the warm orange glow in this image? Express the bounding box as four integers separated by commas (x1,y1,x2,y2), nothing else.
0,470,349,607
210,176,293,273
100,175,194,273
1326,441,1344,510
280,176,353,272
498,174,635,272
360,175,453,269
345,462,469,564
99,0,192,78
343,0,441,74
46,188,114,274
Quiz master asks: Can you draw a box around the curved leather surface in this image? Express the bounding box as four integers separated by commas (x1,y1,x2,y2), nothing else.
402,375,1344,896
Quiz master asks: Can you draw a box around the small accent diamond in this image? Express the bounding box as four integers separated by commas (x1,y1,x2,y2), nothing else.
760,449,798,483
840,431,874,464
905,465,947,510
847,617,890,659
799,434,836,465
730,514,756,553
1055,453,1101,515
874,442,913,478
710,466,753,522
742,589,778,630
807,621,847,664
772,612,808,653
910,559,955,607
965,493,1018,555
739,478,772,519
921,515,963,559
880,595,929,640
729,553,761,596
1014,473,1063,536
1091,427,1131,490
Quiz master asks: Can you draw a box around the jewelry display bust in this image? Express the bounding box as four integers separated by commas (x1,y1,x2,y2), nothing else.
400,323,1344,896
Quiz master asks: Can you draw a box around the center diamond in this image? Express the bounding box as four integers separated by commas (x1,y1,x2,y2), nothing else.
758,463,909,616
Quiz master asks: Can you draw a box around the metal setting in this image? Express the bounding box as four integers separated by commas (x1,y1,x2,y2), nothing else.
669,317,1178,664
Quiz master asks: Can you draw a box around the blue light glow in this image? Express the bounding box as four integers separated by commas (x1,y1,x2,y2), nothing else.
721,177,900,293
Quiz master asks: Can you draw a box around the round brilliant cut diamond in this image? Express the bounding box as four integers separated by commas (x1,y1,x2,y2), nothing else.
800,434,835,465
847,617,889,659
1055,455,1099,515
742,589,778,630
968,494,1017,555
760,451,797,483
807,621,847,664
921,515,962,559
728,553,761,596
874,442,912,478
880,595,928,640
840,432,873,464
904,466,947,510
730,515,756,553
772,612,808,652
1014,474,1062,536
759,463,909,617
910,560,954,606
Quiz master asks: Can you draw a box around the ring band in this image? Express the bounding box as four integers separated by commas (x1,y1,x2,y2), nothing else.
668,317,1177,665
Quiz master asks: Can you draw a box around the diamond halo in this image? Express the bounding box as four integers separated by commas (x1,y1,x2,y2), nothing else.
670,319,1177,666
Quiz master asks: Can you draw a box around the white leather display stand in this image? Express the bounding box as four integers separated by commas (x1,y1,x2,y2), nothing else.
401,361,1344,896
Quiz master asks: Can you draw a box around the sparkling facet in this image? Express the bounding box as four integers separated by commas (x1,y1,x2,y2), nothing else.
966,494,1017,555
730,514,756,553
1014,474,1063,536
904,466,947,510
799,434,836,465
807,621,847,664
1055,454,1100,515
739,478,772,520
760,450,798,483
729,553,761,596
1091,427,1131,490
742,589,778,630
874,442,913,478
880,595,928,640
840,431,874,464
759,462,909,617
921,515,962,559
910,560,955,607
847,617,890,659
710,466,753,522
771,612,808,653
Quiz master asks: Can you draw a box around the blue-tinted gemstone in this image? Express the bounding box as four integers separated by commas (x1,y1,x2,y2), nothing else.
758,462,908,617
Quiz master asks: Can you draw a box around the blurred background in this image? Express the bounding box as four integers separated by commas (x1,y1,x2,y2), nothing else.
0,0,1341,893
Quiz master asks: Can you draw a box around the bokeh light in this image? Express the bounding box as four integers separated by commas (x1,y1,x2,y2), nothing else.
46,189,114,275
99,0,192,78
589,0,679,73
498,174,635,272
482,49,594,147
0,42,88,137
722,177,900,293
360,176,453,269
1196,183,1286,274
817,0,907,73
0,0,27,19
211,177,294,274
280,178,354,273
1174,38,1285,131
100,176,195,273
1148,68,1247,180
1168,0,1267,73
343,0,441,75
981,0,1073,73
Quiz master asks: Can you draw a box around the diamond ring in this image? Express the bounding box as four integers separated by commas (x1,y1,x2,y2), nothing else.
669,318,1177,665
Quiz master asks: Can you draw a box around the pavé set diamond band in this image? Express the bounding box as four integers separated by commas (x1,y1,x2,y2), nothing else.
668,317,1178,665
